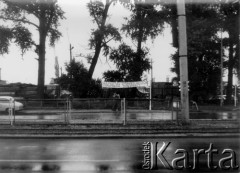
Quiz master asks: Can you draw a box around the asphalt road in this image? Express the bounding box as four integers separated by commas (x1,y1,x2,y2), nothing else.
0,137,239,173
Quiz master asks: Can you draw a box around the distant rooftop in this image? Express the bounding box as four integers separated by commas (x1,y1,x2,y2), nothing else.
0,80,6,85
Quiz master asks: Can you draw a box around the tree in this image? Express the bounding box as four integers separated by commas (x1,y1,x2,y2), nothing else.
219,0,239,103
0,0,65,98
57,60,102,98
165,1,239,103
103,43,150,81
186,3,222,100
122,0,165,60
87,0,121,79
163,2,225,101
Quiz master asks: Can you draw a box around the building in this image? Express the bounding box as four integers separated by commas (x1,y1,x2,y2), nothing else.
152,82,179,99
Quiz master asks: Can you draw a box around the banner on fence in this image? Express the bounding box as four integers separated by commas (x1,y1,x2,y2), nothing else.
102,81,149,88
137,87,149,94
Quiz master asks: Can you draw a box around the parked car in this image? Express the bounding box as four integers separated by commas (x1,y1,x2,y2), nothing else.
60,90,72,98
207,95,236,104
207,95,225,104
0,96,24,112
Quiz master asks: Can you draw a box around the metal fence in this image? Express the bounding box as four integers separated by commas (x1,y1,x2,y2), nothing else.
0,98,181,125
18,99,67,109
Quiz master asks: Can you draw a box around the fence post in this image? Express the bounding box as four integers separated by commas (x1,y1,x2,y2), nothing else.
25,99,27,108
176,101,179,125
13,100,15,124
68,98,72,123
123,98,126,125
56,99,58,109
104,99,107,108
9,99,14,126
65,98,68,124
40,100,43,109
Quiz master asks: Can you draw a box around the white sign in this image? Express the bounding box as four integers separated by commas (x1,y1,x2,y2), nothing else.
102,81,149,88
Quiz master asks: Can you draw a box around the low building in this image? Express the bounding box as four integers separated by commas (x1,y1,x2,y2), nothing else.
152,82,179,99
0,80,6,85
0,83,37,98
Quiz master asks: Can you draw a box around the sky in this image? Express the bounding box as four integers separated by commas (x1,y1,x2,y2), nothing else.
0,0,177,85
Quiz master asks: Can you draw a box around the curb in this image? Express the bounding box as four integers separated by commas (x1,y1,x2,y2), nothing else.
0,133,239,138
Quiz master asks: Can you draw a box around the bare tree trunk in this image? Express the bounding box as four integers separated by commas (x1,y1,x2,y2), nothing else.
134,6,145,81
37,18,46,98
88,41,103,79
88,1,111,79
238,2,240,82
136,6,144,56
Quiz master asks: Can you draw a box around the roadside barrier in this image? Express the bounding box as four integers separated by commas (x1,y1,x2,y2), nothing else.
1,97,239,125
2,98,70,125
8,99,14,126
121,98,126,125
65,97,71,124
0,97,181,125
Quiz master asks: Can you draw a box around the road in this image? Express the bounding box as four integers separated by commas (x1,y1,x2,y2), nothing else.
0,137,239,173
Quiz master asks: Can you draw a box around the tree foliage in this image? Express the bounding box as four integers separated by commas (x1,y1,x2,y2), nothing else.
102,1,165,83
122,0,165,60
103,43,150,82
166,1,239,102
186,3,222,100
218,0,239,103
0,0,65,98
165,2,230,101
57,60,102,98
0,26,13,54
87,0,121,79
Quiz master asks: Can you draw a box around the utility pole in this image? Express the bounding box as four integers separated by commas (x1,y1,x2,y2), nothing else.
149,58,153,110
234,84,237,107
220,28,224,107
238,0,240,88
177,0,189,121
69,44,74,62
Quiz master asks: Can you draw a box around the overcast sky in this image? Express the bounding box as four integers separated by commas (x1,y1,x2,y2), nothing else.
0,0,176,85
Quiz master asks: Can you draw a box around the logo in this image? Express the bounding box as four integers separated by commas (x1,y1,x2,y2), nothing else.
142,142,239,170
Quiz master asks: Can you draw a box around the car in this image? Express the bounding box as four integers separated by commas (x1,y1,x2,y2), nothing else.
207,95,236,104
0,96,24,112
207,95,225,104
60,90,72,98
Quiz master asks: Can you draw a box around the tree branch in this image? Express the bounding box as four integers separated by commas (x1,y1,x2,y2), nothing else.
8,2,40,18
0,16,39,28
89,3,101,28
103,36,116,45
45,4,55,32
